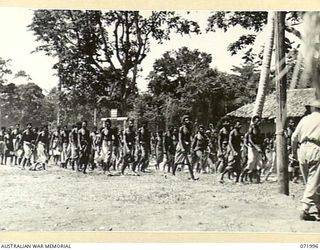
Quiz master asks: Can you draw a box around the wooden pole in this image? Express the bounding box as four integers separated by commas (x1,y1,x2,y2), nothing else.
274,11,289,195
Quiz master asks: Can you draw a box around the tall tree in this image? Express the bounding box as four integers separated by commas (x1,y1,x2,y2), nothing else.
29,10,200,114
148,47,227,126
206,11,302,58
252,11,275,117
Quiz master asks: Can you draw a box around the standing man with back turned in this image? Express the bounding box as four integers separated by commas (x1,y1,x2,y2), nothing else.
291,99,320,221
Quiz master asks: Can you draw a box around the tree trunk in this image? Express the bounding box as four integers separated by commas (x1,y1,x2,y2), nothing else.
302,12,320,99
289,51,303,89
252,11,275,117
275,11,289,195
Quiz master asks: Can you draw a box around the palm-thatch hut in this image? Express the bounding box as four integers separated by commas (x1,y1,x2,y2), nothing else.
227,88,316,135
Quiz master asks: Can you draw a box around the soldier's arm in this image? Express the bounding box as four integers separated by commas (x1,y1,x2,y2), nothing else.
291,121,302,160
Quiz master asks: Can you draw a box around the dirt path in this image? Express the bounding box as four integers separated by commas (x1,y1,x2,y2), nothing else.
0,163,319,232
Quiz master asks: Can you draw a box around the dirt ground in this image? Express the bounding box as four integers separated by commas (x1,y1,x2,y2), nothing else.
0,160,319,232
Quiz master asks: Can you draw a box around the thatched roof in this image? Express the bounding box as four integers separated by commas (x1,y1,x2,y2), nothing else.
227,88,316,119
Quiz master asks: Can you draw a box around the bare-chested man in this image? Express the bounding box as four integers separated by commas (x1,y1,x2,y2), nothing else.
192,125,208,174
19,123,35,169
11,124,22,165
121,119,136,175
50,125,61,166
60,125,69,168
32,125,50,171
78,121,91,174
216,117,230,173
240,115,264,183
155,130,164,170
220,120,242,183
164,126,176,173
4,127,14,166
173,115,197,180
100,119,114,174
0,127,6,165
136,121,151,173
68,123,80,170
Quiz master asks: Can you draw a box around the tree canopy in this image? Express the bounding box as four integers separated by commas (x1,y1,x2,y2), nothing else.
29,10,200,114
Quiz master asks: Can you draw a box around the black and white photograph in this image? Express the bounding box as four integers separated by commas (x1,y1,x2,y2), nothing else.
0,6,319,234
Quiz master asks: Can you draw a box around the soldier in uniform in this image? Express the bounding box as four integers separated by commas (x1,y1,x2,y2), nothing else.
291,99,320,221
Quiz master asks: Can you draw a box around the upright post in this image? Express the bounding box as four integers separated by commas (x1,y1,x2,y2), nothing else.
274,11,289,195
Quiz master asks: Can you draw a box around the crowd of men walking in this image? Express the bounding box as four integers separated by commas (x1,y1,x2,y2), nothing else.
0,114,299,183
0,99,319,221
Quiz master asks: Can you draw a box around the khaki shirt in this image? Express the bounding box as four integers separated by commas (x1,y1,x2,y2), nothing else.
292,112,320,144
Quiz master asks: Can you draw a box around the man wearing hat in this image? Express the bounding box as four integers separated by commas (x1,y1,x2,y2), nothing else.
173,114,197,180
291,99,320,221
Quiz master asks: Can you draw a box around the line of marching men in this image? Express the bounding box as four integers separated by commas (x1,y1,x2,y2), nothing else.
0,114,299,183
